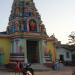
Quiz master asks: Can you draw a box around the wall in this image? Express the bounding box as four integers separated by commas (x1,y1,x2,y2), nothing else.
47,40,56,62
0,37,11,64
56,47,72,62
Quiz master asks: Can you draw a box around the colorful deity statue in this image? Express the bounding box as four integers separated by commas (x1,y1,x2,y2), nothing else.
40,24,46,34
20,19,24,31
15,20,19,31
29,19,37,32
15,7,20,16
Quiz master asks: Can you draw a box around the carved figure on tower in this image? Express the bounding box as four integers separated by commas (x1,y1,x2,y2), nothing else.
29,19,37,32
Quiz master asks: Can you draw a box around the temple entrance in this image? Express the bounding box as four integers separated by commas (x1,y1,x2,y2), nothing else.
27,40,39,63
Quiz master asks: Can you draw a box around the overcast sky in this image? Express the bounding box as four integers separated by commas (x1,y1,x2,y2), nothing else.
0,0,75,44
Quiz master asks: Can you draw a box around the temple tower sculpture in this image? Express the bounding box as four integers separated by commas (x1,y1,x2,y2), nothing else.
7,0,50,64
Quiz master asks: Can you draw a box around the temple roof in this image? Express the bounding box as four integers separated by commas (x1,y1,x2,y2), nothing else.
7,0,47,36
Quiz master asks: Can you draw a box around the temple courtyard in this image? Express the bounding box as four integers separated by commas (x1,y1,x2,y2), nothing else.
0,70,73,75
0,66,75,75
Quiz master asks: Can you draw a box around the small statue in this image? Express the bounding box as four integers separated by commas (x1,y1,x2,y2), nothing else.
29,19,37,31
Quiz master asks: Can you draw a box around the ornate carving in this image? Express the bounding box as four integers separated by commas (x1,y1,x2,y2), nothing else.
29,19,37,32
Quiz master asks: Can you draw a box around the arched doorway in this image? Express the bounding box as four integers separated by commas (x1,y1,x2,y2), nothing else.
27,40,39,63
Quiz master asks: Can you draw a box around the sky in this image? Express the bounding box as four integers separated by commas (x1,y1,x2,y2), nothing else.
0,0,75,44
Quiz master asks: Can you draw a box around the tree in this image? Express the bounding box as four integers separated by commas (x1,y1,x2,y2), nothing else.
68,31,75,45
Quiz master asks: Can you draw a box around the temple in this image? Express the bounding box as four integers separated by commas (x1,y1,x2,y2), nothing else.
0,0,56,66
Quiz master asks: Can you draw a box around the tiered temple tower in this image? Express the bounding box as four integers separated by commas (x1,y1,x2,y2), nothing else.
7,0,49,64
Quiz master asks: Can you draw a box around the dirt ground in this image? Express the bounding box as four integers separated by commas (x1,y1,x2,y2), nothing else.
35,71,72,75
0,70,73,75
0,66,74,75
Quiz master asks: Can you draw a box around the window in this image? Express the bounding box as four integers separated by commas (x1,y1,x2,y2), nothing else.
66,52,70,58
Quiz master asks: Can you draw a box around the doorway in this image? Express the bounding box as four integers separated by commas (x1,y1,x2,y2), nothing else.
59,55,64,62
27,40,39,63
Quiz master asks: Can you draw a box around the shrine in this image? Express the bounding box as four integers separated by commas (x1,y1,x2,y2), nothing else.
0,0,56,65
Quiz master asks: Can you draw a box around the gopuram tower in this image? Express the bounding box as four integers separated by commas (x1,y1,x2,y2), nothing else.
7,0,52,64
